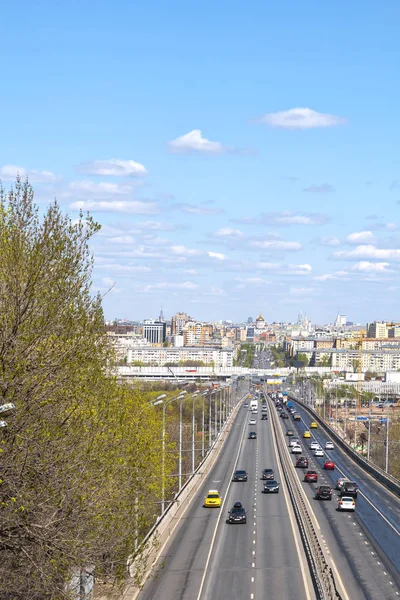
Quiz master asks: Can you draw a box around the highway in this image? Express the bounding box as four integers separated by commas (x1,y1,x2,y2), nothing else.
275,396,400,599
138,400,313,600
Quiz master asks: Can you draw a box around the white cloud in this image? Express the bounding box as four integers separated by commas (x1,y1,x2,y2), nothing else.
260,108,346,129
107,236,136,245
0,164,58,183
346,231,375,244
97,263,151,273
314,270,349,281
216,228,243,237
250,240,302,251
208,251,225,260
180,203,224,215
143,281,198,292
170,245,201,256
351,261,390,272
315,236,341,247
78,158,147,177
234,211,330,226
168,129,229,154
68,180,136,195
100,277,123,294
332,245,400,261
257,262,312,275
69,199,159,214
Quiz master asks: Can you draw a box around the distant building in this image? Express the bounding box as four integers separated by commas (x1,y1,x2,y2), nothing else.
334,314,347,328
247,316,253,324
171,312,191,335
183,322,213,346
367,321,388,338
127,346,235,367
255,314,265,330
143,322,166,344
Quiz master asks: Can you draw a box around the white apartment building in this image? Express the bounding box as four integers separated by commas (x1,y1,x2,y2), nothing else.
127,346,234,367
331,349,400,371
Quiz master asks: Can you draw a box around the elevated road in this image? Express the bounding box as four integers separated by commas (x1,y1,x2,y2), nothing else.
275,398,400,599
138,402,312,600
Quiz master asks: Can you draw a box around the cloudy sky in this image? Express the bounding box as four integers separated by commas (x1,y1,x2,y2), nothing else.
1,1,400,324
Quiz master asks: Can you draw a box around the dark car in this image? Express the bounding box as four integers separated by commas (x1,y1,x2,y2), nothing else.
248,431,257,439
282,413,289,419
263,480,280,493
286,430,294,436
233,469,248,482
261,413,268,420
261,468,275,480
315,485,333,500
228,502,247,524
296,457,309,469
340,481,358,498
304,470,318,483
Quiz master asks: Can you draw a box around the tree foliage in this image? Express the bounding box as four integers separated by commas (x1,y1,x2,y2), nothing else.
0,180,173,598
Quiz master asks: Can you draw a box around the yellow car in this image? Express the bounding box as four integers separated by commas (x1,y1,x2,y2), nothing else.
303,431,311,438
310,422,318,429
204,490,222,508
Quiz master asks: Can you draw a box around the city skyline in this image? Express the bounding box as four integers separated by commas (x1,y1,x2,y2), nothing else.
1,1,400,322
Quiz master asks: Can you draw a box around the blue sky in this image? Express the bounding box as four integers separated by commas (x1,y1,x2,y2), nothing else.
1,0,400,324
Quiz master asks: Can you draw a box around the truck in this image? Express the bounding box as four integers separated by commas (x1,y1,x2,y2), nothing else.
250,399,258,412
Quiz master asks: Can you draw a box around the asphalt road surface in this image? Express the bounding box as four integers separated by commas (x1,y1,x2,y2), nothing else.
138,402,311,600
276,397,400,599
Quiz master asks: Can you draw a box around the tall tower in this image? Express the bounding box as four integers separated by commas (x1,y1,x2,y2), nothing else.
159,306,165,322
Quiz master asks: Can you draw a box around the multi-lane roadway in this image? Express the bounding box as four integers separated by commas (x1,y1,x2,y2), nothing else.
138,399,312,600
137,389,400,600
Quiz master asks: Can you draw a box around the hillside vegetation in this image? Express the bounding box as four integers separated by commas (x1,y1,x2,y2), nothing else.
0,180,174,598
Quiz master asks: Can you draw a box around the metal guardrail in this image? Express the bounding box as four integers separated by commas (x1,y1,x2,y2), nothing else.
290,395,400,498
268,396,342,600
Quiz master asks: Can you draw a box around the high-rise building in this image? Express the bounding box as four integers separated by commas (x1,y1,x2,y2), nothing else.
334,314,347,328
143,322,166,344
171,312,191,335
183,322,213,346
247,316,253,324
367,321,388,338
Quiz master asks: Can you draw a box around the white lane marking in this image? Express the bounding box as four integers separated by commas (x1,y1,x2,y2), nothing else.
252,562,255,567
297,406,400,537
196,409,249,600
251,577,254,582
251,594,254,600
253,540,256,544
252,550,255,555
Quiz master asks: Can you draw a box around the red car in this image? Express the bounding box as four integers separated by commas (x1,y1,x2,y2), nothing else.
304,470,318,483
324,460,335,470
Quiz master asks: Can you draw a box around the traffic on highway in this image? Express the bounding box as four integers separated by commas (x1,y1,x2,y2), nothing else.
137,364,400,600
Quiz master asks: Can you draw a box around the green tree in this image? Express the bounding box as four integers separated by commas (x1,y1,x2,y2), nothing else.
0,180,173,597
297,353,310,367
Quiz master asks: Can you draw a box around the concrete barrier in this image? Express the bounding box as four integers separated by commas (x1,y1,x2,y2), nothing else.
291,395,400,498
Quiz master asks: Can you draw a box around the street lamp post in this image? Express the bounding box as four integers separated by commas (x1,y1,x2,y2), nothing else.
160,392,186,514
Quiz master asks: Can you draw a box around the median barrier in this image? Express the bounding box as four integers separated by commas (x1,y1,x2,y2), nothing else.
291,395,400,498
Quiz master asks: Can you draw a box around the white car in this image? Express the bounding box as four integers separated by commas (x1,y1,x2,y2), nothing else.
314,449,324,457
310,441,320,450
291,445,302,454
249,419,256,425
325,441,334,450
338,496,356,512
289,438,300,447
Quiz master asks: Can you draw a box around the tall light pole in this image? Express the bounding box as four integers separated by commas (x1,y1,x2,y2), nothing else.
159,392,186,514
385,402,389,473
191,391,199,474
367,392,372,461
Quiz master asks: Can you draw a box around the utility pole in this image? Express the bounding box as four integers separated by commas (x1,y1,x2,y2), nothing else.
385,402,389,473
